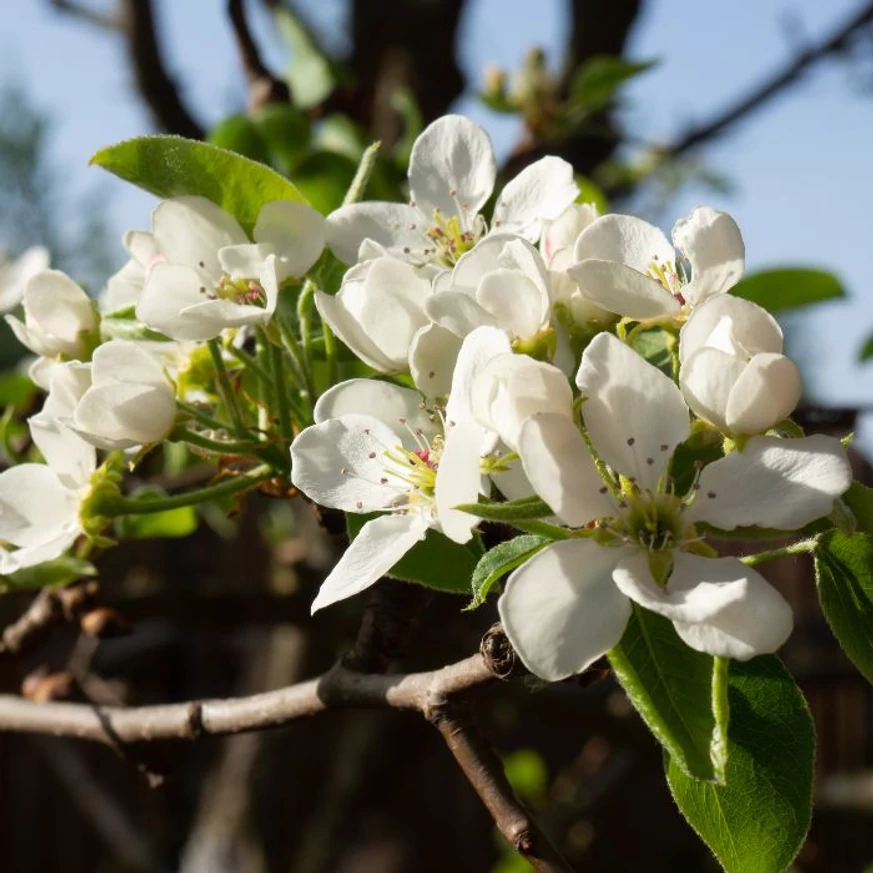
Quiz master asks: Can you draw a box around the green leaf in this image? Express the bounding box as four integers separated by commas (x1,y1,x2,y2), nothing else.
0,372,38,410
608,606,727,782
275,7,335,108
254,103,311,175
346,513,480,594
116,505,198,540
502,749,548,801
454,494,554,522
815,530,873,685
631,327,674,377
570,56,655,111
467,535,550,609
291,151,357,214
731,268,845,313
667,656,814,873
207,114,271,164
842,482,873,534
90,136,308,235
1,557,97,593
859,331,873,362
575,176,608,213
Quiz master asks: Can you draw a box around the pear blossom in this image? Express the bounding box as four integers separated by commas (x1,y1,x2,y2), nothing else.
409,234,562,396
314,256,433,374
5,269,98,359
289,331,502,612
678,294,803,434
326,115,578,268
38,341,177,451
0,392,96,575
133,196,323,341
0,245,50,312
539,204,613,332
494,333,851,680
567,206,745,321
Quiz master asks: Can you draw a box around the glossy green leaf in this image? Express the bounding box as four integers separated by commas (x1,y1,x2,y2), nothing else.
346,513,480,594
667,656,814,873
90,136,307,235
454,494,553,523
730,268,845,313
815,531,873,685
467,535,550,609
1,557,97,593
608,606,727,782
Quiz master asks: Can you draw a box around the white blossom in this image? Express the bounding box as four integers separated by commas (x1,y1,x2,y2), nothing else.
5,270,97,359
0,388,96,575
289,331,502,612
0,246,50,313
38,342,177,451
326,115,578,268
496,332,851,680
567,206,745,321
133,196,322,340
678,294,803,434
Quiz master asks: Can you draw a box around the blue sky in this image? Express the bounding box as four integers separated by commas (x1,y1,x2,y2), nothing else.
2,0,872,433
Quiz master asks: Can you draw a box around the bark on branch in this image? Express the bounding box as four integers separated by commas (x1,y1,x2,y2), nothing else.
0,653,494,743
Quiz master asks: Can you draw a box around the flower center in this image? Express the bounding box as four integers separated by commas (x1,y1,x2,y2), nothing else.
621,491,684,552
426,211,483,266
383,435,444,503
647,256,686,305
200,275,267,307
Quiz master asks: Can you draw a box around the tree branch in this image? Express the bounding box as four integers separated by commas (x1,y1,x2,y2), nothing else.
48,0,123,29
663,1,873,158
429,701,574,873
227,0,290,111
119,0,205,138
0,653,494,743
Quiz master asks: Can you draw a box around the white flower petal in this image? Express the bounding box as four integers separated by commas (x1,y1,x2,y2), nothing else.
325,202,430,265
408,115,496,219
567,260,680,320
498,539,630,681
541,203,600,264
315,288,397,372
314,379,438,446
311,513,430,613
151,196,247,277
28,412,96,490
253,200,325,278
679,347,745,431
0,464,80,548
103,258,145,311
475,268,549,339
686,434,853,530
518,413,616,527
123,229,159,266
451,233,515,292
445,325,512,428
473,354,574,451
491,156,578,241
574,214,674,273
725,353,802,435
136,263,217,341
290,414,407,512
19,270,97,356
672,207,744,305
425,291,496,336
679,295,783,364
73,382,176,449
409,323,464,398
218,243,273,280
435,419,483,543
91,339,166,388
576,333,689,489
0,245,50,312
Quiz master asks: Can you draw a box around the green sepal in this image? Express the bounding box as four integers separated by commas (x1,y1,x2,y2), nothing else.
466,535,551,610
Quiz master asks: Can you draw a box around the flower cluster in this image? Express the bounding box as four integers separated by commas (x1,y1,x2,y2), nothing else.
287,114,852,679
0,112,855,686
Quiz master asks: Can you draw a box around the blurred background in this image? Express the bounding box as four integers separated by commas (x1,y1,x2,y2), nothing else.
1,1,873,871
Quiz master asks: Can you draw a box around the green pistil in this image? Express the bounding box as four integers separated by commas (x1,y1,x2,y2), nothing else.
511,326,557,362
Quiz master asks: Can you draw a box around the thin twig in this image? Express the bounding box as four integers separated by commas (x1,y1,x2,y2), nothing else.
663,1,873,158
227,0,290,110
429,702,574,873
